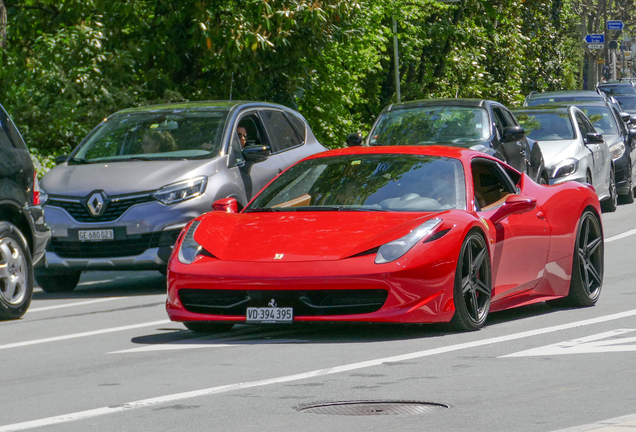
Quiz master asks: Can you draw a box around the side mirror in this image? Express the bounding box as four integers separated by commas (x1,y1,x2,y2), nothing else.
620,112,632,123
346,132,363,147
490,195,537,224
585,133,604,145
212,197,238,213
242,144,271,162
502,125,526,142
55,154,69,165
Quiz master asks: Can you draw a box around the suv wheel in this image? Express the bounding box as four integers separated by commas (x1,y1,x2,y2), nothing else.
34,267,81,293
0,222,33,319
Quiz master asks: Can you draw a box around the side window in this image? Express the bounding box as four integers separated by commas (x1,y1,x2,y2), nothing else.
472,159,516,211
576,113,594,136
260,110,301,152
501,109,518,127
613,108,627,135
492,108,507,138
236,112,268,147
285,111,307,143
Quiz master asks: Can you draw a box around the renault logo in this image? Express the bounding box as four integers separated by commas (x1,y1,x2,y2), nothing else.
87,192,106,217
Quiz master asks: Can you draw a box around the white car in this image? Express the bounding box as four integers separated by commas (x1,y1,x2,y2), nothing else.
513,105,616,212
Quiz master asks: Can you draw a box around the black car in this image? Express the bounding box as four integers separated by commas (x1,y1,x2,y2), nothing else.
0,103,50,319
366,98,549,183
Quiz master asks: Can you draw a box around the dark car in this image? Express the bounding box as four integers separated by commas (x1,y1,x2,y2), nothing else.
597,81,636,96
0,103,50,319
524,90,607,106
614,95,636,115
366,98,549,183
551,100,636,204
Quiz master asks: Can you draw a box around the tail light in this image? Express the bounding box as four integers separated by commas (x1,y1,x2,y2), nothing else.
32,173,47,205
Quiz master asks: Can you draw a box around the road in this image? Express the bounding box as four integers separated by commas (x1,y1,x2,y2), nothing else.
2,203,636,432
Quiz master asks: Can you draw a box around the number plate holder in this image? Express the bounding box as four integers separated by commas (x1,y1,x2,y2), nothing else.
78,229,114,242
246,307,293,324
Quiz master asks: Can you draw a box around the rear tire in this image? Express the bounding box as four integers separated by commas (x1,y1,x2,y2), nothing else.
34,267,81,293
549,210,603,307
450,231,492,331
183,322,235,333
0,223,33,320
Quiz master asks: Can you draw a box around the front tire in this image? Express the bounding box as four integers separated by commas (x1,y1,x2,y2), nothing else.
0,223,33,320
183,322,235,333
450,231,492,331
34,267,81,293
601,168,617,213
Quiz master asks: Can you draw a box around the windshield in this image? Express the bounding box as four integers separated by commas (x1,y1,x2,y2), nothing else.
369,106,490,146
615,96,636,113
578,106,618,135
246,154,466,212
526,95,602,106
73,110,230,162
515,112,575,141
598,85,636,96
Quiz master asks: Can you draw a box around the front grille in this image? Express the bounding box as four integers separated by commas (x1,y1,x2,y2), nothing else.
47,194,155,223
49,229,181,259
179,289,388,316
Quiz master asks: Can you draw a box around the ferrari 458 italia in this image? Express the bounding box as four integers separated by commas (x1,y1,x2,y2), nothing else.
166,146,604,332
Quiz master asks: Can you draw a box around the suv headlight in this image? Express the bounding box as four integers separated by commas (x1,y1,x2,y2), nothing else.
178,221,202,264
375,219,442,264
550,158,579,179
154,176,208,205
611,143,625,160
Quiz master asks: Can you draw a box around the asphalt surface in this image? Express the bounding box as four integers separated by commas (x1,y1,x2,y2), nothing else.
2,202,636,432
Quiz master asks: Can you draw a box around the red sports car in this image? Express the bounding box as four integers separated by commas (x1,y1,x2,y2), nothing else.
166,146,603,332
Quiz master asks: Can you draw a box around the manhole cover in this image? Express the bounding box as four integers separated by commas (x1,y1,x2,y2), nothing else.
297,401,449,416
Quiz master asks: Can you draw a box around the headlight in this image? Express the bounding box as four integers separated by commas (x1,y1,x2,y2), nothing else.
375,219,442,264
611,143,625,160
550,158,579,179
177,221,202,264
153,176,208,205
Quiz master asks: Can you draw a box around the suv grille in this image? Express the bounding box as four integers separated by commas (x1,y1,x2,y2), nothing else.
179,289,388,316
47,194,155,223
49,230,180,259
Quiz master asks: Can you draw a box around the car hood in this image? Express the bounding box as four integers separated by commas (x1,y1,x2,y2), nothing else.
536,139,581,167
41,158,220,196
194,211,447,262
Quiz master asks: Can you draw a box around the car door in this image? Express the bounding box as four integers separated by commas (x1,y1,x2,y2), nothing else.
492,106,526,174
234,110,286,199
575,111,608,194
472,158,550,302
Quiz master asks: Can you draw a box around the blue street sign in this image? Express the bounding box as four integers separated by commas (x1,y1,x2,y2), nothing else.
607,20,624,30
585,34,605,44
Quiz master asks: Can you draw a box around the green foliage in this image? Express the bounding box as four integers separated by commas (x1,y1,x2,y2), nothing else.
0,0,589,157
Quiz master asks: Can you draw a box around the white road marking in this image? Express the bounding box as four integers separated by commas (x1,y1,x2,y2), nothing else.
0,320,170,351
3,309,636,431
27,297,126,313
110,338,308,353
605,227,636,243
502,329,636,357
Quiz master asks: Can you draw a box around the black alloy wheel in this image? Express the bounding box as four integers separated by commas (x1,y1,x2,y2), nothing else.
184,321,235,333
451,231,492,331
568,210,603,306
601,168,617,213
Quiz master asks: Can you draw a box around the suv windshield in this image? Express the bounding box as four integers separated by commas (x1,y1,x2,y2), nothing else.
598,85,636,96
515,112,575,141
246,154,466,212
73,109,230,162
369,106,490,146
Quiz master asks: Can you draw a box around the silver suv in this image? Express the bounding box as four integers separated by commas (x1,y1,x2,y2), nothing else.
37,101,325,292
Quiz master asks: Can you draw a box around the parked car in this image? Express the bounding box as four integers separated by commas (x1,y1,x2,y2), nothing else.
166,146,603,333
512,105,616,212
37,101,325,292
551,100,636,204
0,103,50,318
366,98,549,184
614,95,636,115
524,90,606,106
597,81,636,96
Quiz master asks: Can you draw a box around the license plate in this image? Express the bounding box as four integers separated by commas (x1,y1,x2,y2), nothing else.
78,229,114,242
246,307,293,323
